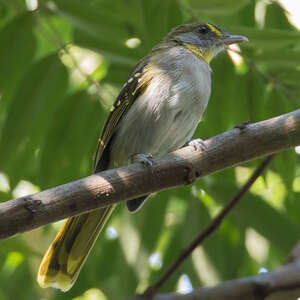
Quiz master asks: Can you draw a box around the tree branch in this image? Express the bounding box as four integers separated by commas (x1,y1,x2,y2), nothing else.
126,257,300,300
0,109,299,240
126,241,300,300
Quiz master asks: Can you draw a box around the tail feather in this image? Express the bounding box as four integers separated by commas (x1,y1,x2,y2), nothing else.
37,206,114,291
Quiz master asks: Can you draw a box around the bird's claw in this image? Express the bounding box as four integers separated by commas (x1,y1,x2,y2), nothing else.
187,138,207,151
133,154,153,167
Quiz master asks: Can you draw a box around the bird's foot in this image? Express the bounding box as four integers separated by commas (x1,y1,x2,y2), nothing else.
133,154,153,167
187,138,207,151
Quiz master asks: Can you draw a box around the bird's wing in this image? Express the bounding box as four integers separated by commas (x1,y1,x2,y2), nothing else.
93,59,152,172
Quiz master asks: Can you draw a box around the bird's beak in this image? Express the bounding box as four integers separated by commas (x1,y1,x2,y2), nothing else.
223,34,248,45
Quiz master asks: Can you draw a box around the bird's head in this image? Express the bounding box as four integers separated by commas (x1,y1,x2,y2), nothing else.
164,22,248,63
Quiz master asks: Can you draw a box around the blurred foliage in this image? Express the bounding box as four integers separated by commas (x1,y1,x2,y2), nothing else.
0,0,300,299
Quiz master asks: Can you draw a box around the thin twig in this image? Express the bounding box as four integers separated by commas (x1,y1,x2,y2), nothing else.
143,154,276,297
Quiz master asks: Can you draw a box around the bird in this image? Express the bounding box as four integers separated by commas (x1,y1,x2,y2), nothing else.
37,22,248,291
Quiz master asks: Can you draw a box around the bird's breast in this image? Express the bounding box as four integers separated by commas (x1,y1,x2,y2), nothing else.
109,47,212,168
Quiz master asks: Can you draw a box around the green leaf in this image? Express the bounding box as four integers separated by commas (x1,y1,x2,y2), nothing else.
254,49,300,67
139,0,184,46
0,191,10,203
34,15,72,59
273,150,296,193
200,56,247,138
52,0,128,36
72,0,183,66
0,236,39,257
131,190,170,252
182,0,250,15
228,26,300,49
233,194,298,253
265,2,293,30
0,54,68,184
0,13,36,110
37,91,106,188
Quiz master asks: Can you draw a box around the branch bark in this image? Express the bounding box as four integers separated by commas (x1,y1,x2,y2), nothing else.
0,109,299,240
126,259,300,300
126,242,300,300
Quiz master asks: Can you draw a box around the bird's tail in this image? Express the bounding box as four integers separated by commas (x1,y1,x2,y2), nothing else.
37,205,115,291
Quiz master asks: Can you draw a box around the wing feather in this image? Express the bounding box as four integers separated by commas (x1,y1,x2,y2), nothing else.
93,59,152,172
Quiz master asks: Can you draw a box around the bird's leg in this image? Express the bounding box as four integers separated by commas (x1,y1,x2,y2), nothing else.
132,153,153,167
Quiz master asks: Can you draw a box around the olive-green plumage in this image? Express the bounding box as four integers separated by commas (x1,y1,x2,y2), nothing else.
37,22,247,291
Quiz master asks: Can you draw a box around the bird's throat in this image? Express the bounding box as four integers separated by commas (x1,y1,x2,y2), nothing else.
182,43,212,64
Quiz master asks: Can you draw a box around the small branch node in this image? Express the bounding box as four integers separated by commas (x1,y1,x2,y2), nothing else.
23,197,42,213
235,120,251,131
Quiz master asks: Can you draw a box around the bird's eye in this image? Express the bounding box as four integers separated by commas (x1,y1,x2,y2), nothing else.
199,25,209,34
